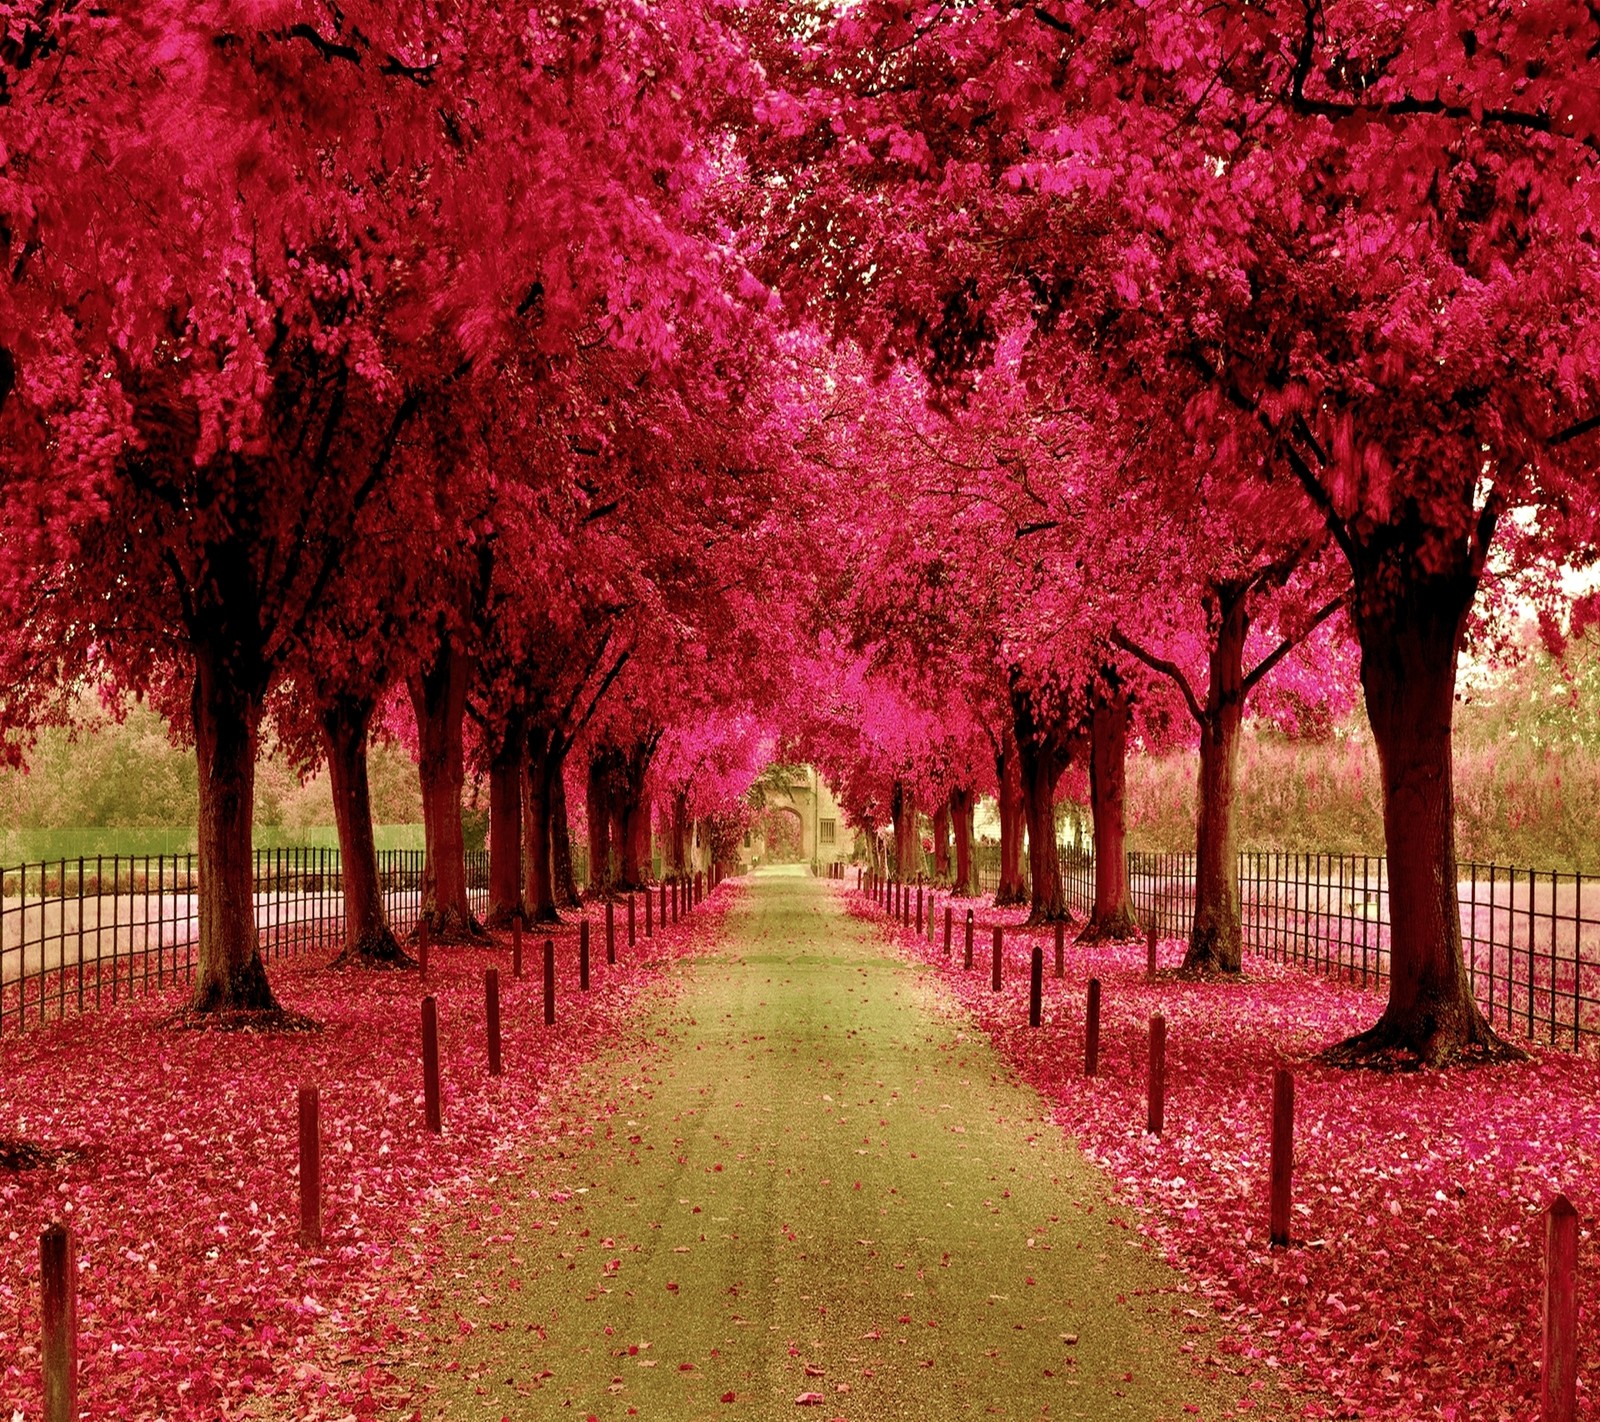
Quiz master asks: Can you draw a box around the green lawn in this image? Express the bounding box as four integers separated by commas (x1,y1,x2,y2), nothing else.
415,867,1266,1421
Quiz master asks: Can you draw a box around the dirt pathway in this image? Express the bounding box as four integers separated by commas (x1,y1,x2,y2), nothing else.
419,868,1258,1420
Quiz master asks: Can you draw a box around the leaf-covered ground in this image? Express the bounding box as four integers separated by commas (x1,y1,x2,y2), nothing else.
0,894,728,1420
420,863,1274,1420
857,886,1599,1420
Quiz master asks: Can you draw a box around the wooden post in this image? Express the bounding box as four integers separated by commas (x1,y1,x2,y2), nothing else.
915,884,923,935
1269,1067,1293,1248
486,968,502,1077
418,914,430,978
421,995,442,1134
991,925,1003,992
512,913,523,980
606,900,616,965
1147,919,1158,979
1147,1013,1166,1135
659,881,667,928
579,923,590,992
964,909,974,970
298,1084,321,1245
628,893,637,948
943,905,953,958
1085,979,1101,1077
1029,947,1043,1027
1543,1194,1579,1422
672,880,680,925
697,871,704,905
927,890,936,944
1054,921,1065,979
544,938,556,1024
645,886,654,939
39,1222,76,1422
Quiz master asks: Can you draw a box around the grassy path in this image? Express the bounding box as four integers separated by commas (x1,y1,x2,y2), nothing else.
422,868,1254,1420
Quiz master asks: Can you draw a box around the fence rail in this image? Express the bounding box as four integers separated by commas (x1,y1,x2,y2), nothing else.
0,848,491,1036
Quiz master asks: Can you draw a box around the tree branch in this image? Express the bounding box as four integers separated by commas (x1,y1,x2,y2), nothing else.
1109,629,1205,727
1241,589,1351,696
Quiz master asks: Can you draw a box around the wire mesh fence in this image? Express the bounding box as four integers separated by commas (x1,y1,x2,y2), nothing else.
0,848,493,1035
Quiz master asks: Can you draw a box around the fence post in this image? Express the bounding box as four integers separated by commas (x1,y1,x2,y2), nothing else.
418,915,430,979
943,905,953,958
1147,920,1158,979
645,886,654,939
1147,1013,1166,1135
421,996,441,1134
1269,1068,1293,1248
544,938,556,1025
916,884,924,935
1085,979,1101,1077
1543,1193,1579,1422
40,1222,76,1422
606,901,616,965
512,914,523,979
579,923,591,992
1054,921,1065,979
991,926,1003,992
298,1084,321,1245
628,893,637,948
965,910,974,970
486,968,502,1077
1029,947,1043,1027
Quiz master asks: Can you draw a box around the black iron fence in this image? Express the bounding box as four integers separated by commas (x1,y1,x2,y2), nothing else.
0,848,491,1035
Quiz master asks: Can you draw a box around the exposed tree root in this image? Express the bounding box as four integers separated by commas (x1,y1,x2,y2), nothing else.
1076,908,1142,944
993,889,1029,909
1,1139,49,1171
1318,1009,1528,1071
328,927,416,970
1025,907,1074,928
414,907,489,946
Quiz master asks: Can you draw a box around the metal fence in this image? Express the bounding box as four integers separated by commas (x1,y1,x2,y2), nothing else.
0,848,492,1035
1129,850,1600,1051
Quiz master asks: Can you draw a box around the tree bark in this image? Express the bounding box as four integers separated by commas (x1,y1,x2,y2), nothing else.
486,715,527,927
1013,692,1071,925
409,638,483,941
1321,557,1520,1066
323,695,408,965
523,727,560,924
616,740,654,890
1081,683,1139,942
891,780,920,880
931,799,951,881
994,721,1029,907
550,750,581,909
585,752,615,897
190,651,277,1013
948,786,980,897
1184,592,1248,973
671,791,690,880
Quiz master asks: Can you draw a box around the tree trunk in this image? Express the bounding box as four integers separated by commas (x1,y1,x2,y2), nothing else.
616,741,654,890
586,753,614,897
891,780,920,880
523,728,560,924
323,696,408,966
994,719,1029,907
1014,698,1069,925
671,791,690,880
948,786,980,897
190,652,276,1013
1321,559,1519,1066
551,755,581,909
1184,594,1248,973
931,799,951,881
486,716,526,927
409,639,482,941
1081,684,1138,942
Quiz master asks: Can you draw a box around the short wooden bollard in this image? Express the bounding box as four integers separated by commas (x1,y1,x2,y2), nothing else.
512,913,523,979
1028,947,1043,1027
902,885,911,928
659,881,667,928
418,915,430,978
964,909,974,970
606,900,616,965
1146,920,1159,979
927,892,936,944
1054,921,1065,978
1085,979,1101,1077
943,905,952,958
628,893,637,948
1147,1013,1167,1135
543,939,556,1025
991,925,1003,992
421,995,442,1134
672,881,680,924
915,885,923,935
579,922,591,992
697,871,704,905
1269,1067,1294,1247
40,1222,76,1422
1543,1193,1579,1422
486,968,503,1077
645,886,654,939
298,1084,322,1245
